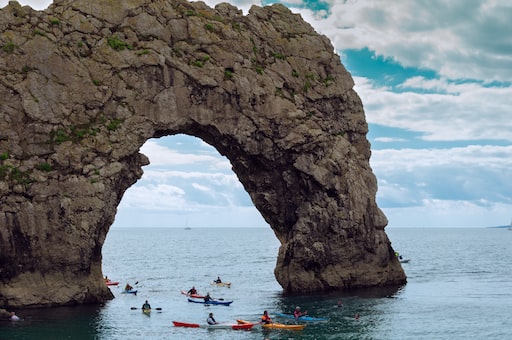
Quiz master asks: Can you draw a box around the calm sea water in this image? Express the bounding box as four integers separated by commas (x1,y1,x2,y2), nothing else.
1,227,511,339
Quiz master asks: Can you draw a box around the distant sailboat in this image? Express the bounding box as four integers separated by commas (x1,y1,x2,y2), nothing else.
508,219,512,231
184,218,191,230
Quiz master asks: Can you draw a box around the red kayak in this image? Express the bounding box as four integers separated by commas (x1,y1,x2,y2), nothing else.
180,290,205,299
105,280,119,286
172,321,253,330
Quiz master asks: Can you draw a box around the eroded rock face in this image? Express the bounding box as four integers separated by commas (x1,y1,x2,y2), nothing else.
0,0,406,307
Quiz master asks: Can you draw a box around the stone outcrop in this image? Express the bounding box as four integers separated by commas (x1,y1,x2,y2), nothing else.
0,0,406,308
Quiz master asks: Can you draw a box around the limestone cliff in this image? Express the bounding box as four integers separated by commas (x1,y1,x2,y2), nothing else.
0,0,406,307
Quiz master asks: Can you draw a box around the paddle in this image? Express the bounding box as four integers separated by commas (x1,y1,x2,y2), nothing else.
131,307,162,311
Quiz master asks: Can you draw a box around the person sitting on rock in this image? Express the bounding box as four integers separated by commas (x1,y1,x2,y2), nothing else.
1,309,20,321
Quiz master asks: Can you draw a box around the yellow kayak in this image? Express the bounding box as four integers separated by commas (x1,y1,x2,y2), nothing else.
237,319,305,330
210,281,231,288
263,322,305,330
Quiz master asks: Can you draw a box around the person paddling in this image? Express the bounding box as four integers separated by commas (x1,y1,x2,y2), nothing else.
204,292,212,302
142,300,151,310
207,312,218,325
187,286,197,295
294,306,307,319
261,310,273,324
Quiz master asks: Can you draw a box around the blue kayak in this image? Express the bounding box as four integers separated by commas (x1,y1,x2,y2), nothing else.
187,297,233,306
121,289,137,295
276,313,329,322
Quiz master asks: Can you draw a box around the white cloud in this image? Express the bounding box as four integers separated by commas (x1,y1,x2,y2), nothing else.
374,137,407,143
384,201,512,228
0,0,48,9
372,145,512,222
355,77,512,142
141,140,229,168
119,184,187,211
311,1,512,82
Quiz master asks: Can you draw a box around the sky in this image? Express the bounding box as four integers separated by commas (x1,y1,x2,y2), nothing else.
2,0,511,228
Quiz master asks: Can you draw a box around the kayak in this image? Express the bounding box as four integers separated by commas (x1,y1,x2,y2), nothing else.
210,281,231,288
142,308,151,316
237,319,306,330
121,289,137,295
187,297,233,306
276,313,329,322
180,290,205,299
105,280,119,286
172,321,253,330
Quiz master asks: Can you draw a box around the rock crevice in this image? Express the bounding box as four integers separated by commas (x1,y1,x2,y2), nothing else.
0,0,406,307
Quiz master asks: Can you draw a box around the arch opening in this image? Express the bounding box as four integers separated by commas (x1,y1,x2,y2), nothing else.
112,134,269,229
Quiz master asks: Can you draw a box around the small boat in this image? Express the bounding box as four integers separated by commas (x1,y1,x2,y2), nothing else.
142,308,151,316
105,280,119,286
180,290,206,299
210,281,231,288
276,313,329,322
172,321,253,330
121,289,137,295
187,297,233,306
237,319,306,330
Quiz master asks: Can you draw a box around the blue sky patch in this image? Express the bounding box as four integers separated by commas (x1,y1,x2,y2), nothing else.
342,48,438,92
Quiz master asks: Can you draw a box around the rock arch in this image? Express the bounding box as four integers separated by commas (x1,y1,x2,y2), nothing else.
0,0,406,307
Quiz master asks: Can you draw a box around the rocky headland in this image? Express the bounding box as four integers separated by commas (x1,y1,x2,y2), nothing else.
0,0,406,308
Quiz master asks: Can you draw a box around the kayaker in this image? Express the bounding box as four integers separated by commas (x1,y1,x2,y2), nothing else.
124,283,133,291
142,300,151,310
187,286,197,295
207,312,218,325
204,292,212,302
215,276,222,283
261,310,273,324
293,306,307,319
355,313,360,320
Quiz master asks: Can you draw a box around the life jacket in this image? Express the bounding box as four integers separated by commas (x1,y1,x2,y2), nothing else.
261,314,271,323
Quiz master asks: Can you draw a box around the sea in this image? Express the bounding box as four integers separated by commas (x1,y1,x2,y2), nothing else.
1,227,511,340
